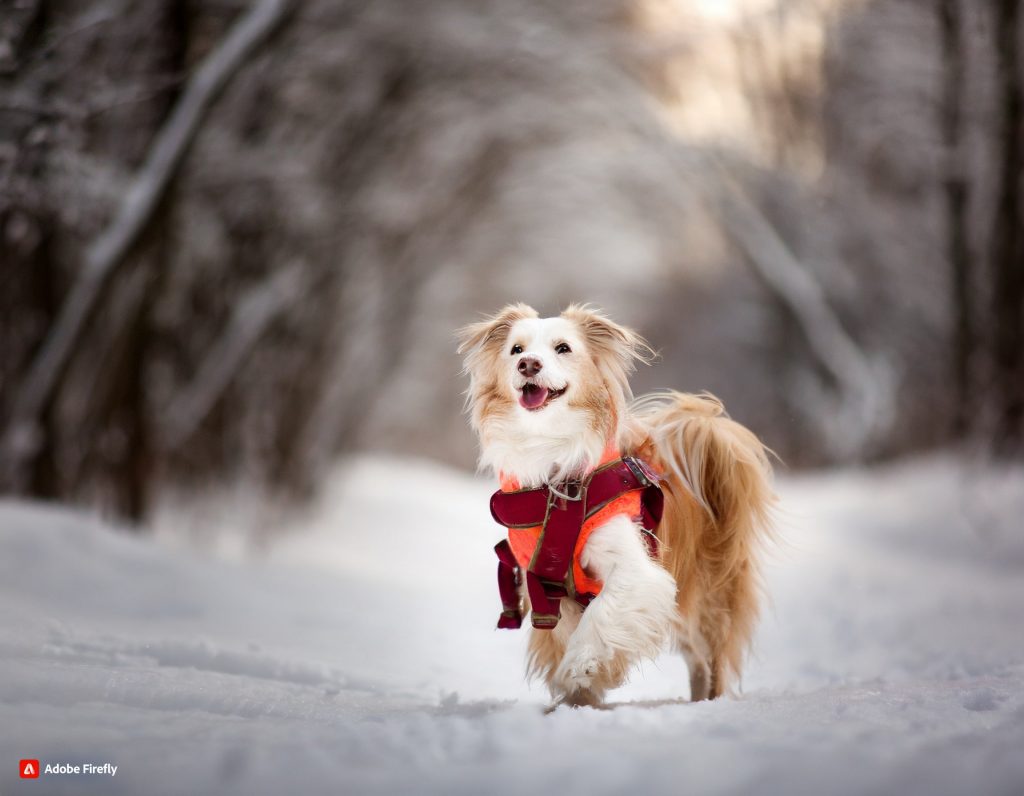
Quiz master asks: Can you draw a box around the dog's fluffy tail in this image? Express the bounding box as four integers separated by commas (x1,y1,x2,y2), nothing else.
628,391,776,697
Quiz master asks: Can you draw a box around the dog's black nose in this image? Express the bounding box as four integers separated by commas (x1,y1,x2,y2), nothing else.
518,357,543,377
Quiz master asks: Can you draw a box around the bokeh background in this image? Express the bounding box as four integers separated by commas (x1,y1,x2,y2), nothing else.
3,4,1024,794
2,0,1022,520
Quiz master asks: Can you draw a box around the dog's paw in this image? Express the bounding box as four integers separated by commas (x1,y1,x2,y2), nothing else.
548,687,604,711
554,644,605,694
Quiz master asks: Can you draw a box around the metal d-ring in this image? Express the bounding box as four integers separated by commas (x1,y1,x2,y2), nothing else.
546,479,583,504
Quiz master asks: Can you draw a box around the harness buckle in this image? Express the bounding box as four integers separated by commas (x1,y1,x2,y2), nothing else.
623,456,652,487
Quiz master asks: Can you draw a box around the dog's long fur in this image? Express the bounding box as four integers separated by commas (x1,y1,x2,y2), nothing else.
458,304,775,705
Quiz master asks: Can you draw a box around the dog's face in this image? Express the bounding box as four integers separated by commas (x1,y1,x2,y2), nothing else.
458,304,652,483
499,314,589,413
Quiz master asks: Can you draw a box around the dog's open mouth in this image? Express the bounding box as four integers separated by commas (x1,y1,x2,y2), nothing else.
519,382,567,411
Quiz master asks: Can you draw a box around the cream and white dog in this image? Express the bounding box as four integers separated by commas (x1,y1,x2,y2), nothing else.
458,303,776,706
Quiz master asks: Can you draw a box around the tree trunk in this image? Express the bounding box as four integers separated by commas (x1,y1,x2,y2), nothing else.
0,0,60,496
938,0,973,437
990,0,1024,456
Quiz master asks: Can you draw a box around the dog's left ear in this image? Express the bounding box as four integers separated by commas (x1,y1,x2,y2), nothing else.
562,304,655,373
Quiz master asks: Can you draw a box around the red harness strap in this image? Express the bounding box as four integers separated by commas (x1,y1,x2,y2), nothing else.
489,457,664,630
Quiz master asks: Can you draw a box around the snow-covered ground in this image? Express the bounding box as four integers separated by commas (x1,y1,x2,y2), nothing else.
2,455,1023,795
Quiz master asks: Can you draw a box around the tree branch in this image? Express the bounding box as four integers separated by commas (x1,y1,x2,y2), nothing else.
713,173,895,458
1,0,291,482
160,265,307,452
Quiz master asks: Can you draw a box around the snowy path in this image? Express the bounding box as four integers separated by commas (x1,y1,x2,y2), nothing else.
1,457,1023,795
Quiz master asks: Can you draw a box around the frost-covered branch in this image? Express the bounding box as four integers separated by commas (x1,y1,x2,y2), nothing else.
1,0,290,480
714,174,895,458
161,265,307,452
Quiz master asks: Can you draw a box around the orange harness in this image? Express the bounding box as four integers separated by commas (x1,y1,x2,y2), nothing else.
489,447,663,630
499,447,639,598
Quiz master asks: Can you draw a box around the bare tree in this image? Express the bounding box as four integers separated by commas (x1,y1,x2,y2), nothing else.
160,264,308,453
989,0,1024,456
938,0,974,436
0,0,291,491
713,170,895,461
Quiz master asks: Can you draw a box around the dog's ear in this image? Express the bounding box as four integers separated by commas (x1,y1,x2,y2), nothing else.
456,303,538,371
562,304,655,373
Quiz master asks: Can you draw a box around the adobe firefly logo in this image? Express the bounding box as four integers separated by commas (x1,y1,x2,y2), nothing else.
20,759,40,779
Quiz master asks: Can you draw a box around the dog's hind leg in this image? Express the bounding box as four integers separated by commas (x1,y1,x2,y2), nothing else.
675,628,712,701
682,645,712,702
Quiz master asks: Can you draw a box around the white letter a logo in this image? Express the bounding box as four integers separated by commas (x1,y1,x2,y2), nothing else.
23,762,36,775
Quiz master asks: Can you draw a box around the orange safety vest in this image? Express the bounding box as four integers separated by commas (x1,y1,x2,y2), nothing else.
498,444,641,599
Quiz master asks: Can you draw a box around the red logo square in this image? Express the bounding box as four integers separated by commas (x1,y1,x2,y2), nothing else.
20,759,40,779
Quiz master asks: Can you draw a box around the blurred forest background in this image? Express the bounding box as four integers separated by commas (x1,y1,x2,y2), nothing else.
1,0,1021,523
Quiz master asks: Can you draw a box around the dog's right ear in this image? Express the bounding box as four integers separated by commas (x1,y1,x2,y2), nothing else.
456,303,538,371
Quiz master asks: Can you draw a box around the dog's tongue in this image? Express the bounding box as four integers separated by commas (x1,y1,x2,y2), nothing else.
520,383,549,410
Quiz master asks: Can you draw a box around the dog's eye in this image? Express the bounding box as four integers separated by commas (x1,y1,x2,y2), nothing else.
510,344,523,355
555,342,572,355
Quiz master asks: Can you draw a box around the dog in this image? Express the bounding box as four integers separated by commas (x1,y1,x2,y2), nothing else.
458,303,776,707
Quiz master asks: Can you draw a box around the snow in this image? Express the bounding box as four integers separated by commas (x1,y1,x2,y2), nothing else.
2,455,1023,795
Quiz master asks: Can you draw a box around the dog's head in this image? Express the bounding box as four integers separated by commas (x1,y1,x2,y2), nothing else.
457,303,653,483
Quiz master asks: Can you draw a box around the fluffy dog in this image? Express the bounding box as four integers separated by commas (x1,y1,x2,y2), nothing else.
458,303,776,706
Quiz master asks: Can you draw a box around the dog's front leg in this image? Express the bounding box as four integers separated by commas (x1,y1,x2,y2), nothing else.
553,515,677,704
